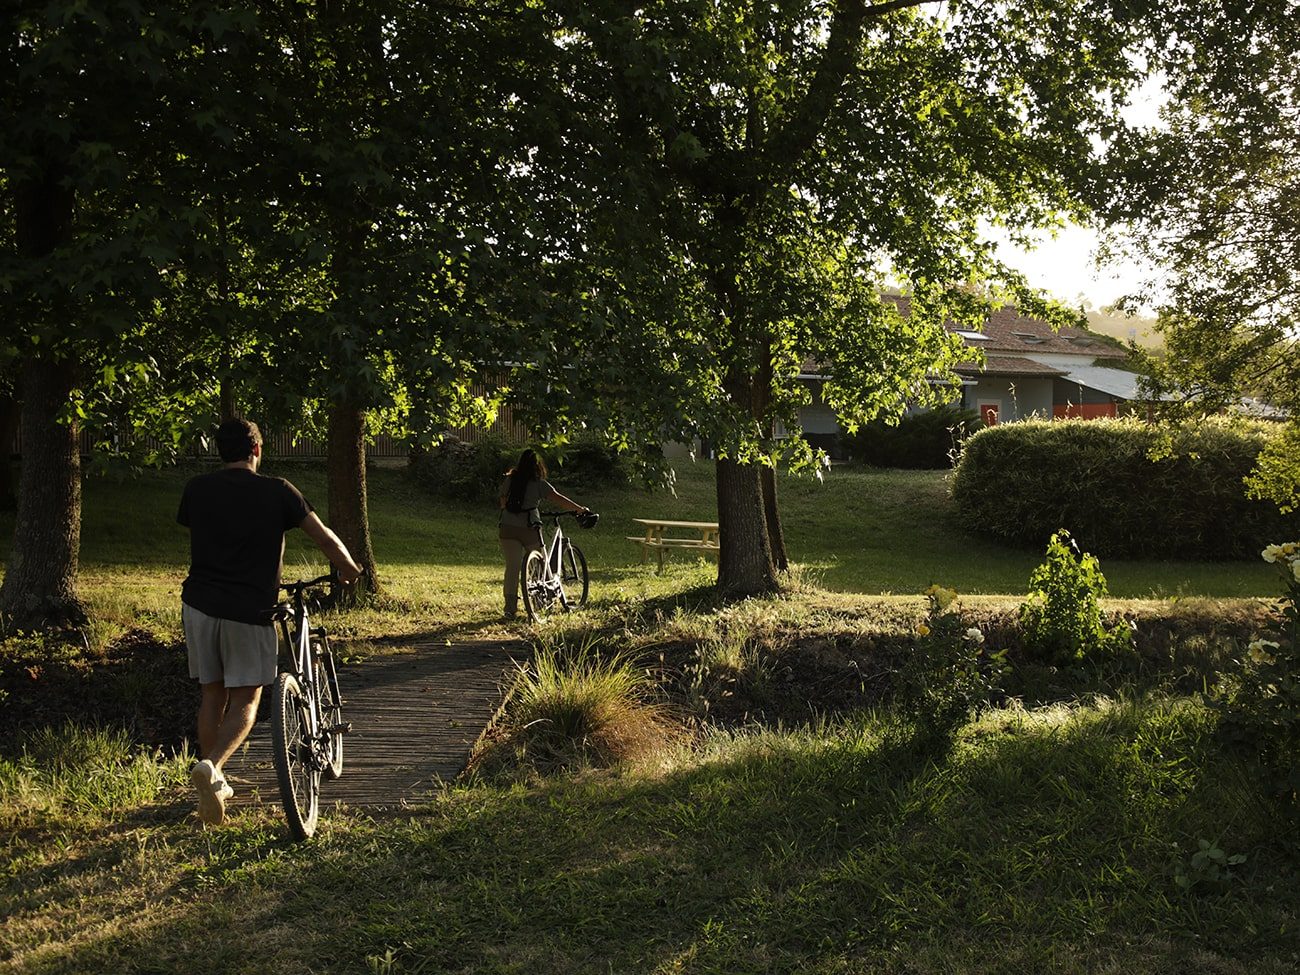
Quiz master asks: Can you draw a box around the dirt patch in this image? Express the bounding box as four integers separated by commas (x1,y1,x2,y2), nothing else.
0,628,194,755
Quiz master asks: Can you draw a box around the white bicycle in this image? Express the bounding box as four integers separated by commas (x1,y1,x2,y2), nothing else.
521,510,599,622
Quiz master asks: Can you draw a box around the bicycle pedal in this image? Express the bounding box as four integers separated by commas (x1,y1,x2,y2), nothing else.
330,722,353,735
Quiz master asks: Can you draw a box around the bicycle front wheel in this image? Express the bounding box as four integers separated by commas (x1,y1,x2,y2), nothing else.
521,549,557,622
561,542,589,607
315,634,344,781
271,672,320,841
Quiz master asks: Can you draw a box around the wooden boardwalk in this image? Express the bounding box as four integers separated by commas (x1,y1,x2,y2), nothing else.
224,639,525,812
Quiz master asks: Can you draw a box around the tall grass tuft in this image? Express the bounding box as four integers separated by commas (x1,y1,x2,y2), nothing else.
474,636,672,777
0,724,190,820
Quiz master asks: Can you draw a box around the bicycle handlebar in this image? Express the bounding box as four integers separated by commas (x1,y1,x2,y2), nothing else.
281,573,335,595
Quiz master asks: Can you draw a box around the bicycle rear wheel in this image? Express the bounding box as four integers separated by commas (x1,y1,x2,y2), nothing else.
314,634,344,781
521,549,558,622
561,541,589,607
271,672,320,841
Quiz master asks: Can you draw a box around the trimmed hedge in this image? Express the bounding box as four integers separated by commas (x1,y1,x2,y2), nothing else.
949,417,1300,559
840,404,983,469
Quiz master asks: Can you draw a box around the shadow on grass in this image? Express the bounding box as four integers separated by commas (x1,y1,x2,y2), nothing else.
14,702,1300,975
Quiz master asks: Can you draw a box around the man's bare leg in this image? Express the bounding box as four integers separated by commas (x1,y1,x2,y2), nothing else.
192,684,261,825
197,682,228,760
208,685,262,770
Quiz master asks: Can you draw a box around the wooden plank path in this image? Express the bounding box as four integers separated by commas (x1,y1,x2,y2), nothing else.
224,639,525,812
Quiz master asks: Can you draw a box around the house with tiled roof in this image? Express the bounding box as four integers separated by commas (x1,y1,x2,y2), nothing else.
786,303,1144,456
951,305,1137,426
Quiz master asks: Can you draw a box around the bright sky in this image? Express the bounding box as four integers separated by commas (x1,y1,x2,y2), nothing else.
996,76,1169,311
996,224,1159,310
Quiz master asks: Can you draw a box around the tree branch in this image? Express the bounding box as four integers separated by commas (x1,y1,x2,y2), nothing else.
761,0,932,183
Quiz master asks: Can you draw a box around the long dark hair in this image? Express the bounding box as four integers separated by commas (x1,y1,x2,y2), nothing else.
506,449,547,511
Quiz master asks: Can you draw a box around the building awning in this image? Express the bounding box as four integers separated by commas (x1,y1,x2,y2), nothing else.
1052,364,1149,400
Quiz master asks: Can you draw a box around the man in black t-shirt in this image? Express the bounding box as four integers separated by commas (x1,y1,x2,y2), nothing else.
178,418,362,826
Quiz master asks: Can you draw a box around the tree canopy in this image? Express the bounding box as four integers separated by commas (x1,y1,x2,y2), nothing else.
1110,1,1300,512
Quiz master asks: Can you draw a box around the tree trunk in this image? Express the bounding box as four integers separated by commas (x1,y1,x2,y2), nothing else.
325,397,378,604
0,357,85,629
0,392,18,511
218,377,237,422
715,457,777,596
761,465,788,572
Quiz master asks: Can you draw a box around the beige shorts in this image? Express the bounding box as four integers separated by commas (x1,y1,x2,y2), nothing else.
182,602,278,688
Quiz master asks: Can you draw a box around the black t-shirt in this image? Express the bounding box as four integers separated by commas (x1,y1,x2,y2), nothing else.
177,467,314,625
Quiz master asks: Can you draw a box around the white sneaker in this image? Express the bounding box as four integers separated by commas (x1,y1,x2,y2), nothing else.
191,759,235,825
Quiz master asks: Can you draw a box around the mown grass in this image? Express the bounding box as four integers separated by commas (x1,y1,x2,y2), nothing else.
0,459,1281,651
3,698,1298,973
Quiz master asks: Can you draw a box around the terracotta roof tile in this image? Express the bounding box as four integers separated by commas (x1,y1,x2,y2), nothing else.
955,355,1068,377
885,295,1127,359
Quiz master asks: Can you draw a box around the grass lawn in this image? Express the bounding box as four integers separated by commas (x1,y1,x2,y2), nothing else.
3,700,1298,973
2,458,1296,974
0,459,1280,647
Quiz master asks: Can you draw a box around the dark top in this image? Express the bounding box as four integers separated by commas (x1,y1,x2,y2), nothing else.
177,467,314,625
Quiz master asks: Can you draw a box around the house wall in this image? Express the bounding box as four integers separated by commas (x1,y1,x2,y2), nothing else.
961,376,1054,422
797,403,842,435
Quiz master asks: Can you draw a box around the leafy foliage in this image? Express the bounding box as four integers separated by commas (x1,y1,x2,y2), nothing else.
1209,541,1300,795
1109,4,1300,513
950,417,1300,559
895,585,1005,738
840,404,982,470
1018,531,1134,668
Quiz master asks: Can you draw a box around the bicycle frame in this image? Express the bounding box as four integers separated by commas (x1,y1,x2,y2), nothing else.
537,515,568,586
274,574,332,765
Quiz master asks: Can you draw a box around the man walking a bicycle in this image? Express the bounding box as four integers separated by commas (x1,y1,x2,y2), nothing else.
177,417,362,826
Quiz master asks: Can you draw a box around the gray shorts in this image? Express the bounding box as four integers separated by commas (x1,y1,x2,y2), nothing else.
182,602,278,688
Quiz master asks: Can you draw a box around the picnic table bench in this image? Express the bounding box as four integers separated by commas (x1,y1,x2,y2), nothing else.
628,518,721,572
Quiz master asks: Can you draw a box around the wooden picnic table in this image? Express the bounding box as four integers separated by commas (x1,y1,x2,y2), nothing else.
628,518,721,571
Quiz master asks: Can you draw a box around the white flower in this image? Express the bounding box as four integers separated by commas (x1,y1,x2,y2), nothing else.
965,627,985,644
1262,544,1284,563
1248,639,1281,664
1293,560,1300,583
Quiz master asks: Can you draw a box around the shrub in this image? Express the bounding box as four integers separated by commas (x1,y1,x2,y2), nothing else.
549,436,632,489
473,638,671,776
408,436,518,504
1018,531,1134,668
1210,540,1300,794
841,404,982,469
950,417,1300,559
895,585,1006,738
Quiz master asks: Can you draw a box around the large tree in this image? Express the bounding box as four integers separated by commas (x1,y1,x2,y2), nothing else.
1111,4,1300,511
515,0,1175,595
0,2,216,626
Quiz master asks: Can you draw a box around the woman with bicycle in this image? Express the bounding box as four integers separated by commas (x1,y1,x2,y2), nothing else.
498,448,590,620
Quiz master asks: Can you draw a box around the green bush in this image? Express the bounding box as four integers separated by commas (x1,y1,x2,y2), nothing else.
895,585,1006,738
1210,540,1300,794
549,437,632,489
408,436,518,504
1018,531,1134,667
841,404,982,469
950,417,1300,559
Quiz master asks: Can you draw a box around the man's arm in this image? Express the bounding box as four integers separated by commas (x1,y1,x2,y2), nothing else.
300,512,364,583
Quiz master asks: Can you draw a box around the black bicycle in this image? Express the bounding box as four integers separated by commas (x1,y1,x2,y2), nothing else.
271,573,349,840
521,510,599,622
